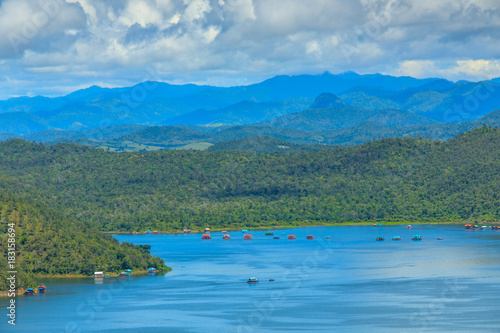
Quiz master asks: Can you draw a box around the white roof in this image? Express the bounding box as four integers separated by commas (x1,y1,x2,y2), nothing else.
94,272,104,275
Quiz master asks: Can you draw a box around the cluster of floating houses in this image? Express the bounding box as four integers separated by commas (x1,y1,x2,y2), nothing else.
199,228,317,240
93,267,157,279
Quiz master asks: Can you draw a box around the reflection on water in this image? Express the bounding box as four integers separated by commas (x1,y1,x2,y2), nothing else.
1,225,500,332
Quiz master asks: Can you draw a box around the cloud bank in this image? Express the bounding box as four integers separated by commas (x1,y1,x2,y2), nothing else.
0,0,499,98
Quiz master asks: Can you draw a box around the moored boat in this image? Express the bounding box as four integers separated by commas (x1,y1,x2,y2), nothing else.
492,226,500,230
273,236,280,239
464,224,473,229
148,268,157,274
242,229,248,233
265,231,274,236
376,236,385,241
223,234,231,240
145,230,152,234
94,271,104,278
247,277,259,284
204,227,211,233
243,234,253,240
306,235,315,240
406,225,412,229
124,269,133,275
412,235,422,241
287,235,296,240
37,284,46,293
24,288,35,295
222,230,227,234
392,236,401,241
202,234,211,240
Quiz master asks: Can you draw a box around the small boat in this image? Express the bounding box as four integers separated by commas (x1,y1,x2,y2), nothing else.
269,279,275,282
437,237,444,240
124,269,133,275
145,230,152,234
148,268,157,274
243,234,253,240
325,236,331,239
104,274,110,278
242,229,248,233
392,236,401,241
265,231,274,236
473,225,479,229
273,236,280,239
204,228,211,233
222,230,227,234
376,236,385,241
94,271,104,278
288,235,296,240
406,225,412,229
247,277,259,284
306,235,315,240
202,234,211,240
153,230,159,234
223,234,231,240
412,235,422,241
119,272,128,277
492,226,500,230
183,229,192,234
281,232,286,235
24,288,35,295
37,284,46,293
464,224,473,229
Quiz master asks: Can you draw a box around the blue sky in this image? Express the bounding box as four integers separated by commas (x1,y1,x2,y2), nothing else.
0,0,499,99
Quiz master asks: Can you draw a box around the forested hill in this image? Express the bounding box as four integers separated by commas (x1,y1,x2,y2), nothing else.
1,127,500,234
0,191,169,291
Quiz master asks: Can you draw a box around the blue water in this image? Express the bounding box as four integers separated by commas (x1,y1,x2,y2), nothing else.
2,225,500,332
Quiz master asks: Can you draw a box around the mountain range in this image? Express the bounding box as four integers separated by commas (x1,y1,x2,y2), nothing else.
1,72,500,151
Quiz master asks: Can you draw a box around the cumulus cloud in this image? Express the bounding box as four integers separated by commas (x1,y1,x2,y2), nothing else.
0,0,499,98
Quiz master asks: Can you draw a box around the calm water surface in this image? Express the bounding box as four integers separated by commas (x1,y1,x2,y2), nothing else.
2,225,500,332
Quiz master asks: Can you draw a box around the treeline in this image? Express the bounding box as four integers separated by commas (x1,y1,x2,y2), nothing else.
0,192,168,291
1,126,500,234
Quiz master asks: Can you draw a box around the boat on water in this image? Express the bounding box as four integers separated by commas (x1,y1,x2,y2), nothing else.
306,235,315,240
273,236,280,239
437,237,444,240
288,235,296,240
119,272,128,277
24,288,35,295
124,269,133,275
325,236,331,239
464,224,473,229
223,234,231,240
265,231,274,236
202,234,211,240
148,268,157,274
94,271,105,278
374,223,383,227
406,225,412,229
204,228,211,233
492,226,500,230
145,230,152,234
37,284,46,293
243,234,253,240
247,277,259,284
392,236,401,241
222,230,227,234
412,235,422,241
376,236,385,241
242,229,248,233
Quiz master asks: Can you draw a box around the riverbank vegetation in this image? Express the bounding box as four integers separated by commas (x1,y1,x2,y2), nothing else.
0,192,169,292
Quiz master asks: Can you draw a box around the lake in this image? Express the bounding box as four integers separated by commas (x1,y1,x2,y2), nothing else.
2,225,500,332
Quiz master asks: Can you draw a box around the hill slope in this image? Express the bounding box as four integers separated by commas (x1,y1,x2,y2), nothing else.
1,127,500,234
0,190,169,292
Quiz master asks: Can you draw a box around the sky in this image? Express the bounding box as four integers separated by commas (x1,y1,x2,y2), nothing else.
0,0,499,99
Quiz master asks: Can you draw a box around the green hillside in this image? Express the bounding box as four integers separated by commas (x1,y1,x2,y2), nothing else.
1,127,500,235
0,191,169,292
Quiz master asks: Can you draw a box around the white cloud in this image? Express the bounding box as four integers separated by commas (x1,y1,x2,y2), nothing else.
1,0,500,98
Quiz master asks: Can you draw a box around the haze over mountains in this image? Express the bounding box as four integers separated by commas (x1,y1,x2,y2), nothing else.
1,72,500,151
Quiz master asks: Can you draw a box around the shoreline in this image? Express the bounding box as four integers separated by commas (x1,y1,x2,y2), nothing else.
0,269,173,297
104,221,498,235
